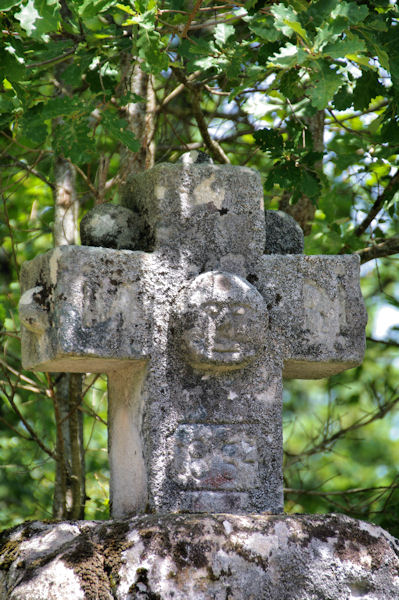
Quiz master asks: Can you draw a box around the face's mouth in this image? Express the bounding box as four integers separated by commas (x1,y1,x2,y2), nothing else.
213,341,241,353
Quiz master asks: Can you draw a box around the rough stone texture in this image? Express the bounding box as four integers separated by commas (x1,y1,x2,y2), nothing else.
264,209,304,255
19,162,367,518
1,514,398,600
80,203,143,251
121,162,266,274
255,254,367,379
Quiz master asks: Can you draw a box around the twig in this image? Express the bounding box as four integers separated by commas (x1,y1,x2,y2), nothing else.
356,236,399,263
3,387,56,459
1,194,19,276
285,485,399,496
355,170,399,236
67,159,99,201
172,67,230,163
157,71,202,112
181,0,204,38
27,47,77,70
2,155,55,190
327,108,363,137
0,415,32,441
285,396,399,464
326,100,388,125
367,336,399,348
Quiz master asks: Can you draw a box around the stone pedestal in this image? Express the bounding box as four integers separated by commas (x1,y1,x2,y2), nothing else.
1,514,398,600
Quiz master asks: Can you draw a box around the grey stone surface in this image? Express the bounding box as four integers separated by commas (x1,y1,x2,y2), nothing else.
19,162,367,518
264,209,304,254
121,162,266,274
1,514,398,600
80,203,142,250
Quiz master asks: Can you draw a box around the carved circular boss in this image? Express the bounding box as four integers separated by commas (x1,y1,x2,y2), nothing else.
175,271,268,372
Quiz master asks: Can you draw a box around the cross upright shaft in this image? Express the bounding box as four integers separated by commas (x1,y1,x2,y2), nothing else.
19,160,367,517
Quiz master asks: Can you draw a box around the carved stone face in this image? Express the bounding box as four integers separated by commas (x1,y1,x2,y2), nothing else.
177,272,268,371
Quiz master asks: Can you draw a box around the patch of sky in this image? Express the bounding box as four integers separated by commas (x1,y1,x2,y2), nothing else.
389,413,399,442
323,153,337,177
373,305,399,339
208,119,236,140
375,465,389,478
243,92,282,119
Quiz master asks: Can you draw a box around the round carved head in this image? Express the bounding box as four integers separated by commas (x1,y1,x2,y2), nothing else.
176,271,268,371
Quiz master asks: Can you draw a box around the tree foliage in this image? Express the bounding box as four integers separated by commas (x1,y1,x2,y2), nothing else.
1,0,399,534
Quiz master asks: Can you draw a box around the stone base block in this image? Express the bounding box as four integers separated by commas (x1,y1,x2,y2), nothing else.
1,513,398,599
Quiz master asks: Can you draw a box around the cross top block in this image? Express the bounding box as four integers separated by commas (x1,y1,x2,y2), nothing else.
19,161,367,517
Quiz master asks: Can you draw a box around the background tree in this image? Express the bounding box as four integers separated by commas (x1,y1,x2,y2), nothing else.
1,0,399,534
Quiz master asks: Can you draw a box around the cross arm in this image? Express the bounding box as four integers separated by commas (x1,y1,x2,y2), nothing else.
19,246,150,373
254,254,367,379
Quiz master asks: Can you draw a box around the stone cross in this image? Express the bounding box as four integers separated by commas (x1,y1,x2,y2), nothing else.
19,159,367,518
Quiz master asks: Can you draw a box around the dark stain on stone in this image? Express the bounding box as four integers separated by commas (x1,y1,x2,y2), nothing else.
172,539,209,569
34,272,54,312
128,567,161,599
333,520,392,571
246,274,258,284
218,207,229,215
61,521,132,600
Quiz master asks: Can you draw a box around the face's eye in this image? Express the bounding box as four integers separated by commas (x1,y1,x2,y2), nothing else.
204,304,219,316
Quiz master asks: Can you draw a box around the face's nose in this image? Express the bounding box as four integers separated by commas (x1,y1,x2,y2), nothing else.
216,308,235,336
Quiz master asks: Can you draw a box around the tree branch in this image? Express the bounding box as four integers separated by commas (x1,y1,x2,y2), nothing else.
367,336,399,348
171,67,230,163
285,484,399,497
2,155,55,190
356,236,399,263
181,0,203,38
285,395,399,466
355,170,399,237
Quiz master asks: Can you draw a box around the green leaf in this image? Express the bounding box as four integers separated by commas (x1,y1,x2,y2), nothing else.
332,85,354,111
53,118,94,163
323,36,366,59
300,169,322,199
265,160,298,190
283,19,309,42
352,71,386,110
271,3,301,37
102,113,140,152
137,28,168,74
214,23,235,47
20,105,48,143
78,0,114,18
0,0,21,9
307,61,344,109
313,20,348,51
331,2,369,24
279,69,303,100
253,128,284,158
265,159,321,201
307,0,338,26
0,47,26,82
270,42,307,68
389,51,399,88
248,16,282,42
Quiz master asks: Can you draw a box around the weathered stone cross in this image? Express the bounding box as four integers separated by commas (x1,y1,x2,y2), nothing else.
19,159,367,518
